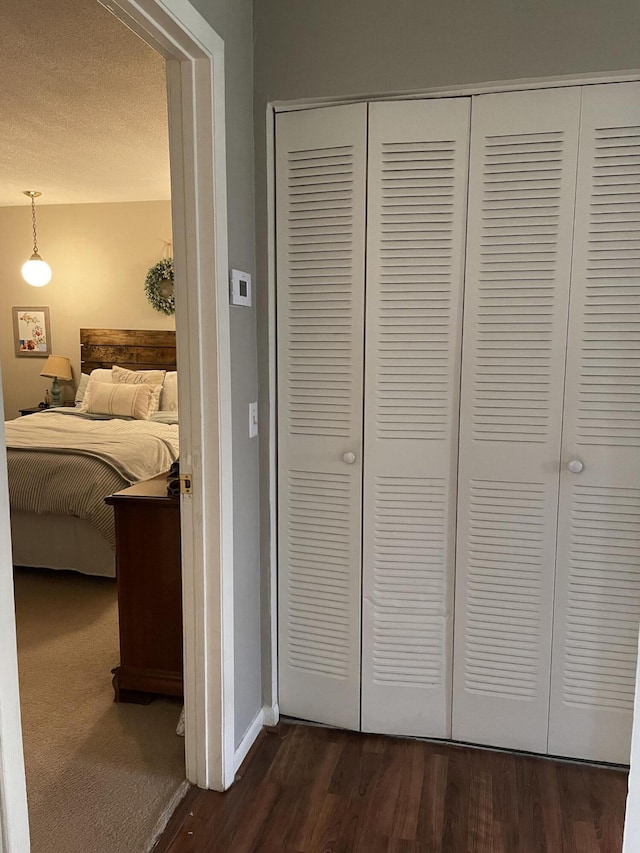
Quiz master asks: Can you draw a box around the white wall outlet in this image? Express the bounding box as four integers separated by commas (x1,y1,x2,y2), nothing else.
230,269,252,306
249,401,258,438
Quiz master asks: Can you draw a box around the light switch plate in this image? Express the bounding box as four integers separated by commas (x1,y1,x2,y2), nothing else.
230,269,252,307
249,401,258,438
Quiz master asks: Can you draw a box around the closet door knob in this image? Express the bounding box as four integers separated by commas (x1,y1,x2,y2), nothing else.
568,459,584,474
342,451,357,465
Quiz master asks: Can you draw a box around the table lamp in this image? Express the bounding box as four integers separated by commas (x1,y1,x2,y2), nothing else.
40,355,72,407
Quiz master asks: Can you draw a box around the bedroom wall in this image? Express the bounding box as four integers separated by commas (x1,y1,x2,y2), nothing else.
186,0,261,747
253,0,640,705
0,200,174,421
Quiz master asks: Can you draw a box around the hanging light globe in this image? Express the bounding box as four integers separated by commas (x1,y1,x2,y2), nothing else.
22,253,52,287
21,191,52,287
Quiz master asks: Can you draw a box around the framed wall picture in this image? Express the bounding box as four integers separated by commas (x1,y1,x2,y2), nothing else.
13,307,52,357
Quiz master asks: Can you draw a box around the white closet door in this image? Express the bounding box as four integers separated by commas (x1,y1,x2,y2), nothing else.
453,88,581,752
549,82,640,764
276,104,367,729
361,99,471,737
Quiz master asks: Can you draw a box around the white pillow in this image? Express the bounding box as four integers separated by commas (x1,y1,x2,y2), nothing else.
82,380,161,420
160,372,178,411
89,368,113,383
74,373,91,405
112,365,166,386
76,369,113,411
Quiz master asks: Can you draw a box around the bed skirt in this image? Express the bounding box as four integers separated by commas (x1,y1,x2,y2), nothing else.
10,511,116,578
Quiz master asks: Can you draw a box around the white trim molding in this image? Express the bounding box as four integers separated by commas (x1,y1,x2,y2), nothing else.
233,709,265,776
262,703,280,728
270,69,640,114
232,703,280,777
266,104,279,718
101,0,236,792
0,391,29,853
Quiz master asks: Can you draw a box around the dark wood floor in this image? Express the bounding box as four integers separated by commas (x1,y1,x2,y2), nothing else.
155,722,628,853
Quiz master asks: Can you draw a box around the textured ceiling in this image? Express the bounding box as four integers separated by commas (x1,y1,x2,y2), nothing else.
0,0,170,206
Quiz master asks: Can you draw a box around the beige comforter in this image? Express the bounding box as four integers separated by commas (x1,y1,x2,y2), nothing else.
5,411,179,548
5,410,179,482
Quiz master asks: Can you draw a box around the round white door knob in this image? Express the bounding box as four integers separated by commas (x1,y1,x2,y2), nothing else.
342,451,357,465
568,459,584,474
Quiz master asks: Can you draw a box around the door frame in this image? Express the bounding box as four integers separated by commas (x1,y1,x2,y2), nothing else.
104,0,236,793
0,409,28,853
0,0,236,847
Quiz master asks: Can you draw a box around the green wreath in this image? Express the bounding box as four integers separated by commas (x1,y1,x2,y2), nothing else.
144,258,175,315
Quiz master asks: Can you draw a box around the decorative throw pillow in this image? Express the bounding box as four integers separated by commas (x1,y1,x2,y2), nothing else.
112,365,166,386
160,371,178,411
76,369,113,411
81,381,160,420
90,368,113,383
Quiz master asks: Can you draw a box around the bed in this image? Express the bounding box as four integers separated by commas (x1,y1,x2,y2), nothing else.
6,328,178,578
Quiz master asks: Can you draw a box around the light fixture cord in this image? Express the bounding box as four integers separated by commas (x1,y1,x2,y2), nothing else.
31,195,38,254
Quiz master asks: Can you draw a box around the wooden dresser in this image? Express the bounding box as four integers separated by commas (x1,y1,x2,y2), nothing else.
105,473,183,703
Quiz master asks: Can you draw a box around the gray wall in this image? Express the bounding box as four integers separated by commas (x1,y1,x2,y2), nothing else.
189,0,261,746
253,0,640,705
254,0,640,104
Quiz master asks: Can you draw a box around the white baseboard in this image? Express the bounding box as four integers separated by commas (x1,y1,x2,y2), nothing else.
262,702,279,727
232,703,280,775
233,708,265,774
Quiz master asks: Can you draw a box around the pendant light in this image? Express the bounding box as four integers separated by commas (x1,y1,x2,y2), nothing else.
21,191,52,287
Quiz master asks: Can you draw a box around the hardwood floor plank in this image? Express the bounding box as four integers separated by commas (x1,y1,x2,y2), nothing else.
216,779,282,852
491,753,520,852
154,723,629,853
591,768,628,853
387,839,423,853
538,760,563,850
441,745,471,852
574,819,604,853
394,740,425,842
557,760,580,852
353,825,394,853
293,740,343,852
305,792,345,853
516,757,551,853
371,742,405,838
415,750,448,852
468,769,494,852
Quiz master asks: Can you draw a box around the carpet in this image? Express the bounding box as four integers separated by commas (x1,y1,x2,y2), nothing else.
13,567,187,853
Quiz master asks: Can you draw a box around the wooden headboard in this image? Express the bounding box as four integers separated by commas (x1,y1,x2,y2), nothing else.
80,329,177,373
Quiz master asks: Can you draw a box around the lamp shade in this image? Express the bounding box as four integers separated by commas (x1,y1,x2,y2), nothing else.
40,355,72,381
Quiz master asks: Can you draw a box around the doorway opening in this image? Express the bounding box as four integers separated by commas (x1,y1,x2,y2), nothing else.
0,0,234,849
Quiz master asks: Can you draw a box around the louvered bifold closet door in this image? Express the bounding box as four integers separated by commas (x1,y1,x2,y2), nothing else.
276,104,367,729
549,82,640,764
453,88,581,753
361,99,471,738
